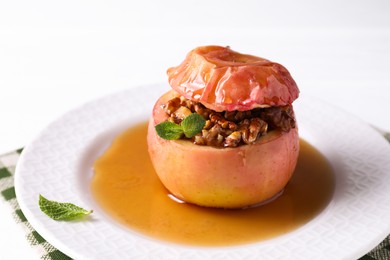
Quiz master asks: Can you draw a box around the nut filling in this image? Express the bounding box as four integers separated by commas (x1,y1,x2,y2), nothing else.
162,96,296,148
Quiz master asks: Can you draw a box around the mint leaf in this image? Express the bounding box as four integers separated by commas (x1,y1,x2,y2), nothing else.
39,194,93,221
155,121,184,140
155,113,206,140
181,113,206,138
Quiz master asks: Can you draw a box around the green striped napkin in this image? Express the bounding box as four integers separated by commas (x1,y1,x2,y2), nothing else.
0,149,70,260
1,134,389,259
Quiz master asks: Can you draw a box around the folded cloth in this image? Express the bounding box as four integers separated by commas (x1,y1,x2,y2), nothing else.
1,133,389,260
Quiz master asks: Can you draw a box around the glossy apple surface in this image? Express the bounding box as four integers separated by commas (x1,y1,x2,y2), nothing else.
167,46,299,112
147,90,299,209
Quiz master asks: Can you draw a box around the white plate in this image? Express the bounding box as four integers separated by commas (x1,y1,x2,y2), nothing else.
15,83,390,260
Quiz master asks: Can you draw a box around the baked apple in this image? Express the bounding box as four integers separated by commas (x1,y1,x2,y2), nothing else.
147,46,299,209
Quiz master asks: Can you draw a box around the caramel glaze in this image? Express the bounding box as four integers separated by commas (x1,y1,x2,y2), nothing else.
91,122,334,246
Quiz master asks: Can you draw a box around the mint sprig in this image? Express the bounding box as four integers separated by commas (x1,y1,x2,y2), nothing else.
155,122,184,140
155,113,206,140
39,194,93,221
181,113,207,138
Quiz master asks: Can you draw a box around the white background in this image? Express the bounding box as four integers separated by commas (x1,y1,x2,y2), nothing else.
1,0,390,258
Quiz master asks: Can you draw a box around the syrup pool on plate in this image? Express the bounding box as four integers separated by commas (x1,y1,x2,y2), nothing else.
91,122,334,246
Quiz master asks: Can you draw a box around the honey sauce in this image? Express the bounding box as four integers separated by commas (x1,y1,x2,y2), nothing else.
91,122,334,246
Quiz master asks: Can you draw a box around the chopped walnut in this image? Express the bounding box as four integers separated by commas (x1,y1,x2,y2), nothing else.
163,96,295,148
225,131,242,147
247,118,268,144
193,103,210,119
260,106,295,132
194,134,206,145
179,96,194,110
209,112,237,130
172,106,192,122
163,97,181,115
204,120,213,130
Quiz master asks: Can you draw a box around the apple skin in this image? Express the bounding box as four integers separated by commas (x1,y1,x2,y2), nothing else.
167,46,299,112
147,90,299,209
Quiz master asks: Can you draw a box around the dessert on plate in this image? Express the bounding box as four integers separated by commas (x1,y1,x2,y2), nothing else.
147,45,299,209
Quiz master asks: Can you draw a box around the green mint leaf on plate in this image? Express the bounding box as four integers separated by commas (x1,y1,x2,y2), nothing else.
155,121,184,140
39,194,93,221
181,113,206,138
